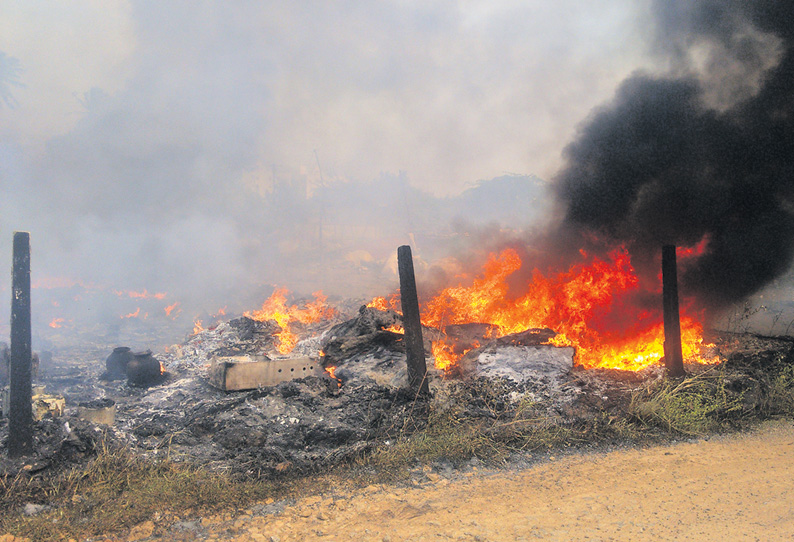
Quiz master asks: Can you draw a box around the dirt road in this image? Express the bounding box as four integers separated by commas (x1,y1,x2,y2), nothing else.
147,420,794,541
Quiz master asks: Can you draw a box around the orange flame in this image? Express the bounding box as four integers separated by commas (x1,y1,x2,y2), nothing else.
431,340,480,372
325,365,342,387
193,318,205,335
676,235,709,259
121,308,141,319
245,288,337,354
383,323,404,334
422,246,711,372
49,317,65,329
165,302,181,318
366,294,401,312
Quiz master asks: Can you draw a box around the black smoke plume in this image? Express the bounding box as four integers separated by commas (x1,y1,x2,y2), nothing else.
554,0,794,314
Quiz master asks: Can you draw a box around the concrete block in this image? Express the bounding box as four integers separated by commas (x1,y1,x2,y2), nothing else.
209,355,321,391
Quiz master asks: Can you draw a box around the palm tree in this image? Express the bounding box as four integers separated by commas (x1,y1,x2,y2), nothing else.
0,52,24,108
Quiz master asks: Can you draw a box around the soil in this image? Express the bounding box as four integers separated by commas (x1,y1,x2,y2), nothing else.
106,419,794,541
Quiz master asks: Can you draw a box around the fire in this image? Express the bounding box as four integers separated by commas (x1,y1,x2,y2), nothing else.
121,308,141,319
325,365,342,387
422,246,711,372
383,323,404,334
245,288,337,354
49,317,65,329
165,302,181,317
431,340,480,372
193,318,205,335
676,235,709,259
366,294,400,311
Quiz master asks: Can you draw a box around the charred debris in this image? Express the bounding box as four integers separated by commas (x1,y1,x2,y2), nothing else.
3,295,794,483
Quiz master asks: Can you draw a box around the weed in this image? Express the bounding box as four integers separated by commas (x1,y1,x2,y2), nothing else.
764,363,794,415
629,367,744,436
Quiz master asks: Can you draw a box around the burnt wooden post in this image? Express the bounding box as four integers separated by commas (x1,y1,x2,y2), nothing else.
398,245,429,394
9,231,33,457
662,245,686,377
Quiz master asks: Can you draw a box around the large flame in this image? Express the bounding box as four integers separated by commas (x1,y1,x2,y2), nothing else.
366,294,400,311
420,245,711,372
245,288,336,354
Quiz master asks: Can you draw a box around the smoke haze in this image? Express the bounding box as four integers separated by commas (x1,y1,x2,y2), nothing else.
1,1,792,345
0,1,650,346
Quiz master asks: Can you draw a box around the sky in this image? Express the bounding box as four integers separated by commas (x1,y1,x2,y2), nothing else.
2,0,761,344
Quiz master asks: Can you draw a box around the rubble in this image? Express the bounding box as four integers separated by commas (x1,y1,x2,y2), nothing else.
458,328,572,384
3,306,781,485
31,392,65,421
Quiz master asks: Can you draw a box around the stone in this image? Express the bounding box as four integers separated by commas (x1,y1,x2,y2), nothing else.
22,503,48,516
127,520,155,541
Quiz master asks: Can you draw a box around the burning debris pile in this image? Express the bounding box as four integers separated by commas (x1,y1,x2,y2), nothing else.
4,2,794,501
1,216,744,494
0,287,594,477
0,231,734,480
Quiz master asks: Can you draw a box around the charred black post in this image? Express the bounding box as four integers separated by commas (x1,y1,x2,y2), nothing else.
9,232,33,457
397,245,429,394
662,245,686,377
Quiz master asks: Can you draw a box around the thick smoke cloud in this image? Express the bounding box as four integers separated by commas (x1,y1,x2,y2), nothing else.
555,0,794,314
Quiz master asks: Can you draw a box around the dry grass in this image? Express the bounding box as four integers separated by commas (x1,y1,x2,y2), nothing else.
629,366,746,435
0,442,282,541
4,359,794,540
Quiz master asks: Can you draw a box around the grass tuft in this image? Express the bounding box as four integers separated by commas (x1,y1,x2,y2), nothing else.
764,362,794,415
629,367,745,436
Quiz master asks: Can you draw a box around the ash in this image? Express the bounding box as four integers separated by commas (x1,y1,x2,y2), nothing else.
0,308,771,481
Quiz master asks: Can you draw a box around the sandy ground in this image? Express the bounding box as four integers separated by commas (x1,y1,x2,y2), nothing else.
158,419,794,542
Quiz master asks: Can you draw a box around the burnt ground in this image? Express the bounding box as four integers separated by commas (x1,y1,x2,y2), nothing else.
1,310,793,487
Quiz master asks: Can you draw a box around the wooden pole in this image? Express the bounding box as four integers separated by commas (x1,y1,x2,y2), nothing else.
662,245,686,377
397,245,429,394
9,231,33,457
